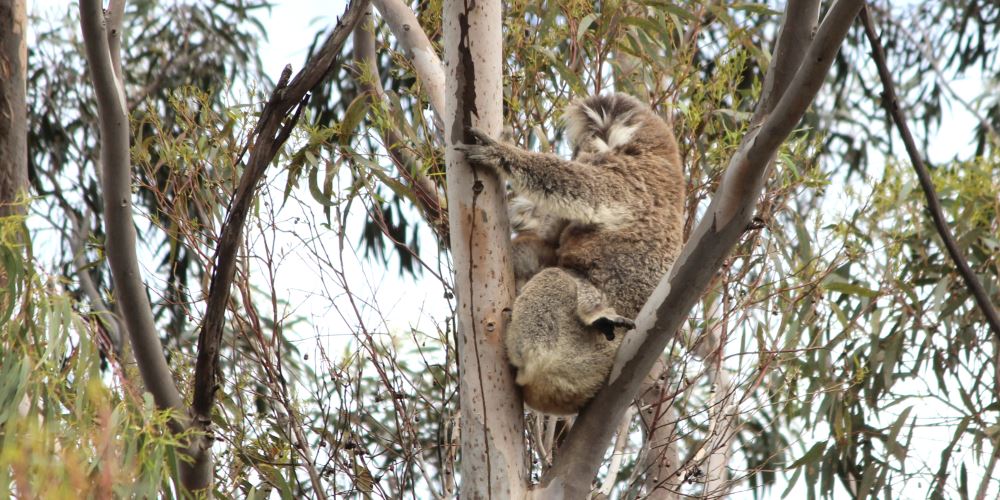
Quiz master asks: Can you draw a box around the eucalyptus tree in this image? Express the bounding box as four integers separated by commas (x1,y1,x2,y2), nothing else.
3,0,1000,498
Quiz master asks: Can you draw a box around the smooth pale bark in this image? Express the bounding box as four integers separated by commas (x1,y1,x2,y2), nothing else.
352,10,446,238
0,0,28,216
639,358,681,499
79,0,185,417
535,1,863,497
371,0,446,130
443,0,527,497
79,0,203,490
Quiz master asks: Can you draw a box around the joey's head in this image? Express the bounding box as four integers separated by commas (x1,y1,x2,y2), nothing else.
564,93,676,159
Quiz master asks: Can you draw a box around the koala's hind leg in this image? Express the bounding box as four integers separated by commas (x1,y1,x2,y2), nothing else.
571,274,635,341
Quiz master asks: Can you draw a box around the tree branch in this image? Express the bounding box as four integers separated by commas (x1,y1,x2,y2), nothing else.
371,0,446,131
639,358,681,499
860,6,1000,336
80,0,185,421
352,8,447,240
754,0,821,122
188,0,370,492
535,1,865,496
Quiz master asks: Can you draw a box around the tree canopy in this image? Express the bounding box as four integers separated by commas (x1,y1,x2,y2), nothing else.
1,0,999,498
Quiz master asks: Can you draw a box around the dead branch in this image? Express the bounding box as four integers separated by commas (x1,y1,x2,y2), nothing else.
860,6,1000,336
189,0,370,493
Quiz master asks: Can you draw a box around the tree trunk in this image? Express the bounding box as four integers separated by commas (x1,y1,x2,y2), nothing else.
0,0,27,215
443,0,528,496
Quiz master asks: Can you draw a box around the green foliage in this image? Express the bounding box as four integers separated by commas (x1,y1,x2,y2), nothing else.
17,0,1000,497
0,222,180,498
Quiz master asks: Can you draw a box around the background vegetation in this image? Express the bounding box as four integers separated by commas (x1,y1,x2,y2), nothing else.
1,0,998,497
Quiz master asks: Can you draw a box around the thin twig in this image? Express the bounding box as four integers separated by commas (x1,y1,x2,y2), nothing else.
189,0,370,493
861,7,1000,336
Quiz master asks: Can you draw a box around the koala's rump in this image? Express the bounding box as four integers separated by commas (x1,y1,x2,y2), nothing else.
506,267,619,414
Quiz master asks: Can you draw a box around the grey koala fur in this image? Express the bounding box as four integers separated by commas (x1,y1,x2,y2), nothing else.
456,93,685,414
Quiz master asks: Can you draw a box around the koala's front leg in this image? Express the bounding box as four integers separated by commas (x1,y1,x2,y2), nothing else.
453,128,518,176
458,127,631,227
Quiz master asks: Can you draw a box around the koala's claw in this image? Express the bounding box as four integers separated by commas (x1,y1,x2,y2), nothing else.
592,314,636,341
455,143,498,168
456,128,504,170
466,126,498,146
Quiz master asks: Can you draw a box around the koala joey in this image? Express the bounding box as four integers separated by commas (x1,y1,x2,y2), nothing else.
456,93,685,414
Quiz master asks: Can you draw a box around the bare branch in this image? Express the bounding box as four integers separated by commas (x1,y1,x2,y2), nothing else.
639,358,681,500
535,1,865,496
188,0,370,492
598,405,636,497
860,7,1000,336
371,0,446,131
695,300,736,498
70,210,125,355
80,0,185,419
754,0,821,122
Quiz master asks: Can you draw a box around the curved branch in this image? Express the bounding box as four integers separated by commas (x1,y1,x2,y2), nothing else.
860,7,1000,336
80,0,184,418
188,0,369,493
535,1,865,496
371,0,446,131
352,9,448,239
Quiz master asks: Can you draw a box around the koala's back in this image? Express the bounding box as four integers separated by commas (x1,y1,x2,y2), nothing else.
557,127,685,317
492,93,686,415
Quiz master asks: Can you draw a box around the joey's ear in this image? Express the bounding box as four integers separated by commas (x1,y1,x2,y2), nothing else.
590,314,635,341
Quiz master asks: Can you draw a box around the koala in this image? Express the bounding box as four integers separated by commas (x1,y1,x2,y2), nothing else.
456,93,685,414
507,195,566,293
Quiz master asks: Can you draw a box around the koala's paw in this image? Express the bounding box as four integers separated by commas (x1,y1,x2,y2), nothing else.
591,314,636,341
455,127,506,171
466,127,498,147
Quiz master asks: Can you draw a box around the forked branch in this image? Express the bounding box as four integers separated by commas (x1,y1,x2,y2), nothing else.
189,0,369,493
